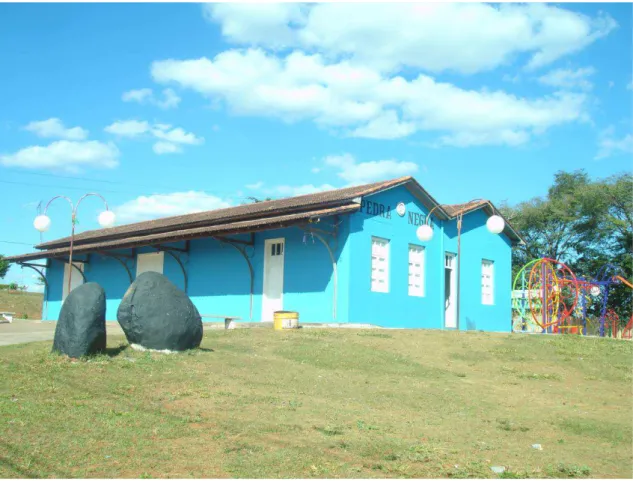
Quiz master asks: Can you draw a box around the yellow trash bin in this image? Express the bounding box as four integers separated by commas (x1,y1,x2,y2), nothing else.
273,311,299,330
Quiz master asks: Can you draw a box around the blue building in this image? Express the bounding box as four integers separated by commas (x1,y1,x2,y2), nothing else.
8,176,522,331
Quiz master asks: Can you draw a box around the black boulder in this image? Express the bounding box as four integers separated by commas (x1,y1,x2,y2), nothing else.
117,271,203,351
52,282,107,358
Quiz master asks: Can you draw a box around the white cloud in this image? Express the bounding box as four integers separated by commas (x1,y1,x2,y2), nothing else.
204,3,308,49
0,140,119,173
502,74,521,84
595,126,633,160
104,120,151,137
122,88,181,109
246,181,263,190
115,191,233,223
627,81,632,91
311,167,320,173
24,118,88,140
350,111,416,139
153,141,182,155
537,67,596,91
122,88,153,103
203,3,616,74
152,49,588,146
266,183,337,197
105,120,204,152
324,153,418,185
435,130,531,148
151,126,203,145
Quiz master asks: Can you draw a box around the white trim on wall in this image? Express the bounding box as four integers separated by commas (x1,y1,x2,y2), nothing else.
136,252,165,276
370,236,390,293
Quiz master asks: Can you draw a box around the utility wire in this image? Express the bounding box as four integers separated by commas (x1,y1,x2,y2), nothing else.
0,179,134,195
2,169,251,198
0,240,35,246
2,168,185,191
0,178,255,202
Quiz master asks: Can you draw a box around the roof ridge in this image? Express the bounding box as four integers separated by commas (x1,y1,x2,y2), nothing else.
35,176,413,250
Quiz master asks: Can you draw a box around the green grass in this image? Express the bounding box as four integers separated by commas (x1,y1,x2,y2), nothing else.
0,328,631,478
0,291,43,320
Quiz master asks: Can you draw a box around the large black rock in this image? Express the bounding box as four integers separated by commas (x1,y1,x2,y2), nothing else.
52,282,107,358
117,272,202,351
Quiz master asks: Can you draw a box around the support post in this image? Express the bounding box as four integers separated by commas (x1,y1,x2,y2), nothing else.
152,247,188,293
217,238,254,320
297,227,338,321
456,213,462,331
98,252,134,284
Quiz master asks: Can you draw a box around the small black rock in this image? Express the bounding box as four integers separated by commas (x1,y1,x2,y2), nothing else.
52,282,107,358
117,271,202,351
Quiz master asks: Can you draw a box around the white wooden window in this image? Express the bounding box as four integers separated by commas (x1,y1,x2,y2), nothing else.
371,237,390,293
136,252,164,276
62,263,84,301
482,259,494,305
408,244,425,297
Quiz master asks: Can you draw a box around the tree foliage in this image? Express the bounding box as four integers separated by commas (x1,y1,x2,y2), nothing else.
0,255,9,280
501,169,633,322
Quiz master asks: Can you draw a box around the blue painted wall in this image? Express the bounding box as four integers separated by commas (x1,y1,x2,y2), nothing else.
443,208,512,332
346,185,512,332
41,185,512,331
347,186,444,328
42,217,348,324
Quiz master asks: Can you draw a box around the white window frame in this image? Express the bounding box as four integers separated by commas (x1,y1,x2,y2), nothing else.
481,259,494,305
62,262,84,301
408,244,425,297
136,252,165,276
370,236,390,293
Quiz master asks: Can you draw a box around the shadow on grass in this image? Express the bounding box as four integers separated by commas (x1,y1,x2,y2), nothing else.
103,345,128,357
101,345,214,357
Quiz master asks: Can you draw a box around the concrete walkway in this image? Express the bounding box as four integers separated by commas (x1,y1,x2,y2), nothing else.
0,319,126,347
0,319,383,347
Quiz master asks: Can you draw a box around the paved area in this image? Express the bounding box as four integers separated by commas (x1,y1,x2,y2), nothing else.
0,319,383,347
0,319,126,347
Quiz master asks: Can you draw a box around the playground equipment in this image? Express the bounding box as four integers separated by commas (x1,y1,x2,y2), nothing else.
527,258,580,333
513,259,632,339
512,259,541,333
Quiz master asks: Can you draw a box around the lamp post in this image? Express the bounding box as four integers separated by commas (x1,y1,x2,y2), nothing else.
33,193,116,297
416,199,505,330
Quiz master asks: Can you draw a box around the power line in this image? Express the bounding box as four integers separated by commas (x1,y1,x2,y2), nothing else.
0,179,134,195
2,168,182,191
0,240,35,246
2,169,251,198
0,178,254,201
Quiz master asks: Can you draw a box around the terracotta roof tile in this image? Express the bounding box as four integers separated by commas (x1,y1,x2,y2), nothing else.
8,204,360,263
36,176,413,250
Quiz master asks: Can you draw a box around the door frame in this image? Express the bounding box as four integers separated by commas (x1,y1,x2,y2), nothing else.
444,253,457,329
136,251,165,276
62,262,84,301
262,237,286,322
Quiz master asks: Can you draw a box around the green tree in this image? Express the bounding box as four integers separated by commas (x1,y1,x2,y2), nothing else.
501,170,633,323
0,254,9,279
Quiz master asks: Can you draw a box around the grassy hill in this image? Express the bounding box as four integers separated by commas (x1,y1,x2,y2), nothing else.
0,329,631,478
0,291,43,320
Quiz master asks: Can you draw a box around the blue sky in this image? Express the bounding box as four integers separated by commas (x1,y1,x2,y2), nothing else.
1,2,631,288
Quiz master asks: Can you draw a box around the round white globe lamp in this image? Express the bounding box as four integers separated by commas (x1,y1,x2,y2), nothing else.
486,215,505,235
416,224,434,242
98,210,116,228
34,215,51,232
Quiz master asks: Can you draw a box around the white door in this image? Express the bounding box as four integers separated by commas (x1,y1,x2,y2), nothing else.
444,253,457,329
62,262,84,301
262,238,285,322
136,252,164,276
